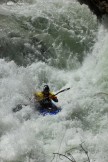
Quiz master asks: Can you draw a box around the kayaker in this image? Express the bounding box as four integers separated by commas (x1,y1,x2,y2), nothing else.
34,85,58,111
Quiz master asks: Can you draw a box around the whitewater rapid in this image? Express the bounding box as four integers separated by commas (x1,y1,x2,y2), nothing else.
0,0,108,162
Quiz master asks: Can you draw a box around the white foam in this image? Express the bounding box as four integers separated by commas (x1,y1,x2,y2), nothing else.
0,1,108,162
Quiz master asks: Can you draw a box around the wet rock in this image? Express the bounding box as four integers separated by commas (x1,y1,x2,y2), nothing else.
77,0,108,18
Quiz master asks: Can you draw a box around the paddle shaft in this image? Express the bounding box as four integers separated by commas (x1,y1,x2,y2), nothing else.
55,88,70,96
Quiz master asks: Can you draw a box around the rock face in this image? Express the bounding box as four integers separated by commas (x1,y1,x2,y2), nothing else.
77,0,108,18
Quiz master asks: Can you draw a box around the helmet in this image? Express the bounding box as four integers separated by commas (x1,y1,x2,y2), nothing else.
43,85,50,93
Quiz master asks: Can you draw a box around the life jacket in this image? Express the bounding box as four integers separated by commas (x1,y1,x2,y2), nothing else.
34,91,58,102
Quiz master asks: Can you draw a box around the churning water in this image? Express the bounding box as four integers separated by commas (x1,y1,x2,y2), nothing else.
0,0,108,162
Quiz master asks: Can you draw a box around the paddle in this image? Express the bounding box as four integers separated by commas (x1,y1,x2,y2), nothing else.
12,87,70,112
12,104,23,112
55,87,70,95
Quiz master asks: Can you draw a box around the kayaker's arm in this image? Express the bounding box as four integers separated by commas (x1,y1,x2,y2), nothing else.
49,93,58,102
52,96,58,102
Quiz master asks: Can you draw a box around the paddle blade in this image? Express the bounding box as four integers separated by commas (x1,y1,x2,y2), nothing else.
12,104,23,112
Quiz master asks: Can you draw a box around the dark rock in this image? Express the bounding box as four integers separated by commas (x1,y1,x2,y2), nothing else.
77,0,108,18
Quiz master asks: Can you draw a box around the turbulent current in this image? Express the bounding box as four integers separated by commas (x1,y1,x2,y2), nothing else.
0,0,108,162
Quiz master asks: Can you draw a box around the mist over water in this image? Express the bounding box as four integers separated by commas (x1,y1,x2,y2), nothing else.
0,0,108,162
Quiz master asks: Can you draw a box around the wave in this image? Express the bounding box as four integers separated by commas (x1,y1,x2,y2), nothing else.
0,1,108,162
